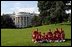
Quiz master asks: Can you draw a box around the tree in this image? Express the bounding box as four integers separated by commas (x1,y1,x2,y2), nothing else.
38,1,71,24
1,14,16,28
38,1,53,25
31,15,41,27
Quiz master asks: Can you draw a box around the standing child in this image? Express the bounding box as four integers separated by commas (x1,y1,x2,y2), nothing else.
32,29,38,43
46,29,53,42
60,28,65,42
53,28,61,42
42,33,47,42
35,32,42,43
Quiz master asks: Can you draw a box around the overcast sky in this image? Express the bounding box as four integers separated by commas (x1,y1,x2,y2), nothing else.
1,1,71,15
1,1,40,15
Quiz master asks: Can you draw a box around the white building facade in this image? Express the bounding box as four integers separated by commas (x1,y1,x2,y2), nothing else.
10,12,34,28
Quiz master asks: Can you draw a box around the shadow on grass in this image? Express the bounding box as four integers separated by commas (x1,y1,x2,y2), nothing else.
1,27,33,29
60,24,71,25
65,39,71,42
39,39,71,43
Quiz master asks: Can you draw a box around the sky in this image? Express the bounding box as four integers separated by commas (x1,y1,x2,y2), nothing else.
1,1,71,15
1,1,40,15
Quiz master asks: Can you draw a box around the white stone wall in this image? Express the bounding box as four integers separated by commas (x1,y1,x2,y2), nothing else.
10,12,34,28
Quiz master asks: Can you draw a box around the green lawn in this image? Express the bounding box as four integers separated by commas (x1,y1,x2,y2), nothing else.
1,22,71,46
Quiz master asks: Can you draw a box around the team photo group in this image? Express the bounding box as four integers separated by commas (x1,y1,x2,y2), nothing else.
32,28,65,43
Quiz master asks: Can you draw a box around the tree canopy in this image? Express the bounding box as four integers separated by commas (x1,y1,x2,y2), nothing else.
37,1,71,25
1,14,16,28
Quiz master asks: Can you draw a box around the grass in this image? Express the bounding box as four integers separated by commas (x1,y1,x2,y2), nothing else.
1,22,71,46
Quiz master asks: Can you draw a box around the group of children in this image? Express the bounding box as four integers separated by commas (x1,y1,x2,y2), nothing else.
32,28,65,43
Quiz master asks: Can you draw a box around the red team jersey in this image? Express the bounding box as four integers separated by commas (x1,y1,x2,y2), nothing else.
46,32,53,40
54,29,61,40
42,33,46,40
32,31,38,39
36,32,42,41
32,28,65,42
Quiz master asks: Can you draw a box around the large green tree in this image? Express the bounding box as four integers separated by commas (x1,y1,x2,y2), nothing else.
1,14,16,28
31,15,41,26
38,1,71,24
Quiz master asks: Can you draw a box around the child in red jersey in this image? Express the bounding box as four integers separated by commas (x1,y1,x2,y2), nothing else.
60,28,65,42
32,29,38,43
41,33,47,42
53,28,61,42
35,32,42,43
46,29,53,42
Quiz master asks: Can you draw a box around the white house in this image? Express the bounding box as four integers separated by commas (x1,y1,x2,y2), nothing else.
10,12,36,28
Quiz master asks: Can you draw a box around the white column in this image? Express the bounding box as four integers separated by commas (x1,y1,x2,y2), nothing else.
19,17,21,27
24,17,26,27
25,17,26,27
19,17,20,27
27,17,30,26
16,17,18,27
23,17,24,27
17,17,19,28
26,16,27,27
21,17,23,27
15,17,17,25
21,17,22,27
24,17,25,27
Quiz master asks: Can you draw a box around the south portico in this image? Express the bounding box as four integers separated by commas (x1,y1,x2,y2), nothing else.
13,12,33,28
